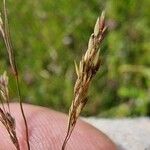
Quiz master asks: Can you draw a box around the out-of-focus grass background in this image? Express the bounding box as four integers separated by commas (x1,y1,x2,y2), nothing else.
0,0,149,117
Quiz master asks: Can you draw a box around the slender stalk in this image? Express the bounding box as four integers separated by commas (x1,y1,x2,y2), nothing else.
15,75,30,150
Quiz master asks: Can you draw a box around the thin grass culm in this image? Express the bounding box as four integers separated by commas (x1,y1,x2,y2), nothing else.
62,11,107,150
0,71,20,150
0,1,30,149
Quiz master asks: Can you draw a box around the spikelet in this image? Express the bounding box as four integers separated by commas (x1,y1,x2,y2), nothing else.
62,11,107,150
0,72,20,150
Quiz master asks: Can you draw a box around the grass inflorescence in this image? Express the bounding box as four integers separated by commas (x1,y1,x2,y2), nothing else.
62,11,107,150
0,71,20,150
0,0,30,149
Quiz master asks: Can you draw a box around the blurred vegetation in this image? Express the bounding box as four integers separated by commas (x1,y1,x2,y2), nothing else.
0,0,149,117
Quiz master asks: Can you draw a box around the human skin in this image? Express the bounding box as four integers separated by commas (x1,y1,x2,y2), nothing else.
0,103,116,150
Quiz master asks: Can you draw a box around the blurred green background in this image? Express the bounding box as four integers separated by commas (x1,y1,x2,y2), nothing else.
0,0,150,117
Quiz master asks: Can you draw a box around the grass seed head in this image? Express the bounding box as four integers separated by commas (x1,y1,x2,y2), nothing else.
62,11,107,150
0,72,20,150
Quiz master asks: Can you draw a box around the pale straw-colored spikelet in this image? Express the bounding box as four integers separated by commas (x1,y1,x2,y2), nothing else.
0,72,20,150
62,11,107,150
0,0,18,76
0,13,5,38
0,71,9,104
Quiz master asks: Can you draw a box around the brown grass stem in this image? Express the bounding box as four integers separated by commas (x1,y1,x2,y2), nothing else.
15,75,30,150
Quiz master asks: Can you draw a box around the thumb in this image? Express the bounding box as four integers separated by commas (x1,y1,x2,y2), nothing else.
0,103,116,150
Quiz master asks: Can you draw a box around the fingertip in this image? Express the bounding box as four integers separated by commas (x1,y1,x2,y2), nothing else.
0,103,116,150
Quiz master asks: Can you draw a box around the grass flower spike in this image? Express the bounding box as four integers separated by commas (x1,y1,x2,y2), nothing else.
62,11,107,149
0,72,20,150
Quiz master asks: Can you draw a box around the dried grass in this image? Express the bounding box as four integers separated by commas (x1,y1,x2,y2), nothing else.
0,1,30,149
0,72,20,150
0,1,107,149
62,11,107,150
